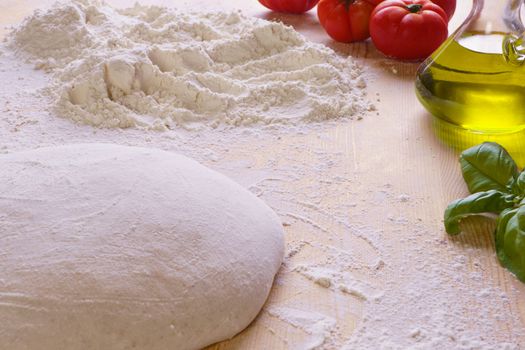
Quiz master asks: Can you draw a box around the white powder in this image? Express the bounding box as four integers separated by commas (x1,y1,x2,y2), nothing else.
255,174,525,349
293,263,383,301
9,0,371,130
266,306,338,350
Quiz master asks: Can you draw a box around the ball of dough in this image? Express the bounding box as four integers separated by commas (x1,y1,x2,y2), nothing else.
0,144,284,350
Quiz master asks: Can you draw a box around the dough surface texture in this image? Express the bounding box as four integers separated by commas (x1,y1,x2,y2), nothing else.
0,143,284,350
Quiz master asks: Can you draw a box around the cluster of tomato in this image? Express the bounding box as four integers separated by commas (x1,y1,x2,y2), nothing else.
258,0,456,60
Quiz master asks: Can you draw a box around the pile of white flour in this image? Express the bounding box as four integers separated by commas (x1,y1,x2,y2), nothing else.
9,0,371,130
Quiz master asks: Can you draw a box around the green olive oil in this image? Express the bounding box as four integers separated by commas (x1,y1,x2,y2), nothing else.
416,32,525,133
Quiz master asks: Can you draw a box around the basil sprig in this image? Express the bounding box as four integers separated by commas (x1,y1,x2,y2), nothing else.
444,142,525,282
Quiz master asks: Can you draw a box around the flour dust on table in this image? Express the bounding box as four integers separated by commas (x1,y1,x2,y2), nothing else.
0,143,285,350
8,0,372,130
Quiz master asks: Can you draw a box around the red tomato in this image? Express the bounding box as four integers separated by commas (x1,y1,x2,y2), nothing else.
369,0,448,60
430,0,456,20
258,0,320,13
317,0,384,43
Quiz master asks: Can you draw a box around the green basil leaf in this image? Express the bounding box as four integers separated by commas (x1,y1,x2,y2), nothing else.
444,190,516,235
512,170,525,195
495,206,525,283
460,142,519,194
495,207,518,262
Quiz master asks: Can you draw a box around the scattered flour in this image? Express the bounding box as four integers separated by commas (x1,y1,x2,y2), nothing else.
8,0,372,130
293,264,383,301
261,176,525,349
266,306,338,350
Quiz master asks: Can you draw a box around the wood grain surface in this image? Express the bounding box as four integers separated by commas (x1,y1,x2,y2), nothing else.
2,0,525,349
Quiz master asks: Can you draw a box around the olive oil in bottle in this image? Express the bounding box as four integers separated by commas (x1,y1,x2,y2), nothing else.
416,31,525,133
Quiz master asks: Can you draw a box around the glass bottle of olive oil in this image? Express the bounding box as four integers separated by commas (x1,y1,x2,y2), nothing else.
416,0,525,134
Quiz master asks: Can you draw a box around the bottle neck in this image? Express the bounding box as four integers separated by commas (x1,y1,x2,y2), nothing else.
455,0,525,63
504,0,525,33
466,0,523,34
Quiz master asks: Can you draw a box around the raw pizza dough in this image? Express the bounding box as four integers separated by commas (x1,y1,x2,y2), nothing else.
0,144,284,350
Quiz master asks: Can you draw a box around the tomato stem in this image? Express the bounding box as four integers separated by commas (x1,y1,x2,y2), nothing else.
406,4,423,13
342,0,356,11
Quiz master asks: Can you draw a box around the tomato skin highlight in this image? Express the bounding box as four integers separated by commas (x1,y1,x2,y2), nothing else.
258,0,321,14
317,0,383,43
369,0,448,60
430,0,456,20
